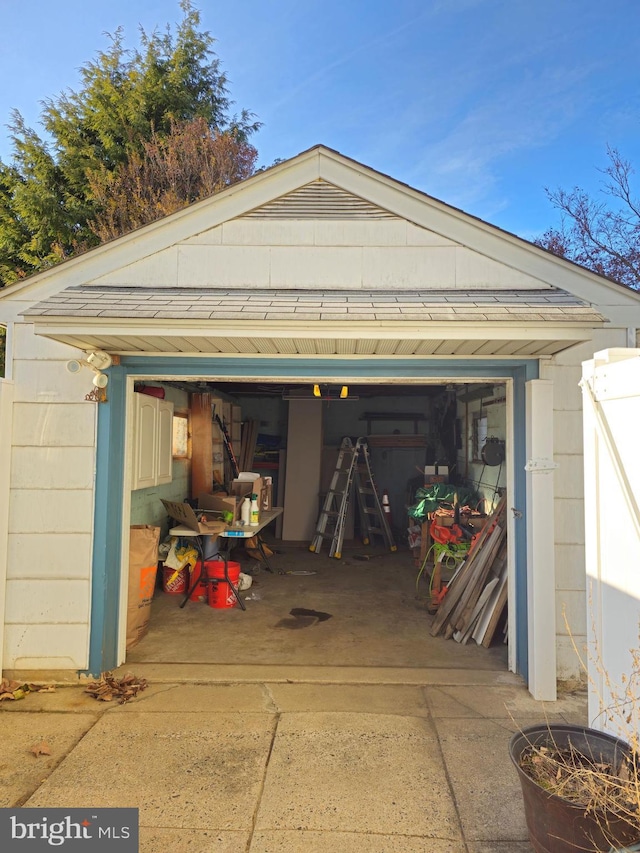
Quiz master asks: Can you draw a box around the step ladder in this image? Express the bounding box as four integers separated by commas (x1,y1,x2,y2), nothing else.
309,437,362,558
353,441,397,552
309,437,396,559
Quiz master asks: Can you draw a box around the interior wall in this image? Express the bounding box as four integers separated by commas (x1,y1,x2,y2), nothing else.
323,393,435,538
236,391,441,542
456,390,507,510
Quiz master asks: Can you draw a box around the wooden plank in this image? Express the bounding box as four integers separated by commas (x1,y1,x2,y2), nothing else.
480,577,509,648
470,551,508,645
282,400,323,541
429,496,506,637
366,435,427,448
454,576,500,644
240,418,259,472
190,392,213,499
451,528,507,634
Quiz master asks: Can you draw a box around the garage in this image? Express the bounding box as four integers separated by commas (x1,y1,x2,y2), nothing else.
121,374,511,675
4,144,638,699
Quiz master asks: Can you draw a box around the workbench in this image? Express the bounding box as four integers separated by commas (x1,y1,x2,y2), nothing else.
219,507,284,573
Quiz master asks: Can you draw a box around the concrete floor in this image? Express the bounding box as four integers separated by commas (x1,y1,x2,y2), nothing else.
128,541,509,672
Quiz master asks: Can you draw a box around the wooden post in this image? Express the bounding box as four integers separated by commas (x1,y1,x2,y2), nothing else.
190,393,213,500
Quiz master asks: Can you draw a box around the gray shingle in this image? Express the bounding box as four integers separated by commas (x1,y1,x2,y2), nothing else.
22,284,602,325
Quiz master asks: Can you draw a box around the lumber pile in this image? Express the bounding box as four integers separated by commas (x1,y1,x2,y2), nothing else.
430,495,508,647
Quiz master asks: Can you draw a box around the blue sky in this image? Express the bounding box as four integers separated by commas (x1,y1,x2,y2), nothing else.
0,0,638,240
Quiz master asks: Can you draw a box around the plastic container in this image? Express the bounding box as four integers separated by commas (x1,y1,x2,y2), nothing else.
241,496,251,525
206,561,241,609
250,493,260,525
188,562,208,602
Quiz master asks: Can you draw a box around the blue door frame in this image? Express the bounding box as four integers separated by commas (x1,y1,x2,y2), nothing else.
88,356,538,680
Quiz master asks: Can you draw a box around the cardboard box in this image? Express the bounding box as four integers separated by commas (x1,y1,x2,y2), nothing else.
230,476,264,502
198,493,239,521
261,477,273,511
161,499,228,535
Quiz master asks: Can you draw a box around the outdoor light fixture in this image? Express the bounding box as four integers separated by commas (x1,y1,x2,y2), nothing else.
65,350,112,388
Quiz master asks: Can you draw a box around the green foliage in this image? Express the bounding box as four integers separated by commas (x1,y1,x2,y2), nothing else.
0,0,260,286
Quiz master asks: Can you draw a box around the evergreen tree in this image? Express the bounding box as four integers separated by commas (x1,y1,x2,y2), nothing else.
0,0,260,286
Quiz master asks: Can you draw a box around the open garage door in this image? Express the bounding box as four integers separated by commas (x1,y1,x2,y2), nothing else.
114,370,518,682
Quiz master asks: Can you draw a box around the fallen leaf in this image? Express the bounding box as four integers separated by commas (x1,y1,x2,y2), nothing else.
85,671,148,704
37,685,56,693
0,681,31,700
30,741,52,757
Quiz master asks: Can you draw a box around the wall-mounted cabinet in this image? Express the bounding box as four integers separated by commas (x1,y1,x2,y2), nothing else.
132,392,174,490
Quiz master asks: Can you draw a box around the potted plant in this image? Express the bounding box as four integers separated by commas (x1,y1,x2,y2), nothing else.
510,722,640,852
510,627,640,852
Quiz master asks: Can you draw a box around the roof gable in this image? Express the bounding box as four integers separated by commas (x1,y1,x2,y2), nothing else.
1,145,639,322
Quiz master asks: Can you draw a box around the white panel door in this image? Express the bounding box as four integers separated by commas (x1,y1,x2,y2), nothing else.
133,393,157,490
156,400,174,485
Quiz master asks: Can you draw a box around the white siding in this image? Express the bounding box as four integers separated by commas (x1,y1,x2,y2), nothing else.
3,625,89,670
3,323,96,671
12,402,96,447
88,217,550,291
541,328,627,683
7,533,93,580
0,376,14,674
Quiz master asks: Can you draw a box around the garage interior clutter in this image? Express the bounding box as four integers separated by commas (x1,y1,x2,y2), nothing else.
126,378,509,667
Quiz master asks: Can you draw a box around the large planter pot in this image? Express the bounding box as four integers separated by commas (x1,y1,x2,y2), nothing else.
509,723,639,853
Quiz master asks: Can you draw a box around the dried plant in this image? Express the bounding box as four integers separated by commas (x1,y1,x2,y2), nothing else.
517,610,640,849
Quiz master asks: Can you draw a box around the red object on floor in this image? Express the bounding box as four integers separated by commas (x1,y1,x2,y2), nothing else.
162,566,188,594
206,561,241,609
189,562,208,602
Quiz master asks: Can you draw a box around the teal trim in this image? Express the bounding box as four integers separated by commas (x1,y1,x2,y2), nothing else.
86,365,126,675
89,356,538,680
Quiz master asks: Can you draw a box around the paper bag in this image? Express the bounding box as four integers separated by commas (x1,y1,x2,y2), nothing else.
127,525,161,650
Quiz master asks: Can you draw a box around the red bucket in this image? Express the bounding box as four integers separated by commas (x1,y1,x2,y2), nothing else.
206,561,241,609
188,561,208,602
162,565,189,595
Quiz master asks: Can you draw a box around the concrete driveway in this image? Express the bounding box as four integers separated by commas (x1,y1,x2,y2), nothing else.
0,666,587,852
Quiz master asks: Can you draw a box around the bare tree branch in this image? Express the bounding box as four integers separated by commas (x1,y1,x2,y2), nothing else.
535,148,640,290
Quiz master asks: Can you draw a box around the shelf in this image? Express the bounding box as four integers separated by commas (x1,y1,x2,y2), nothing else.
360,412,427,435
366,435,427,448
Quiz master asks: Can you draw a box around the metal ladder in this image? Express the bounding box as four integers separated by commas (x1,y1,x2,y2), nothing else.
309,437,363,559
310,437,396,558
353,440,397,552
